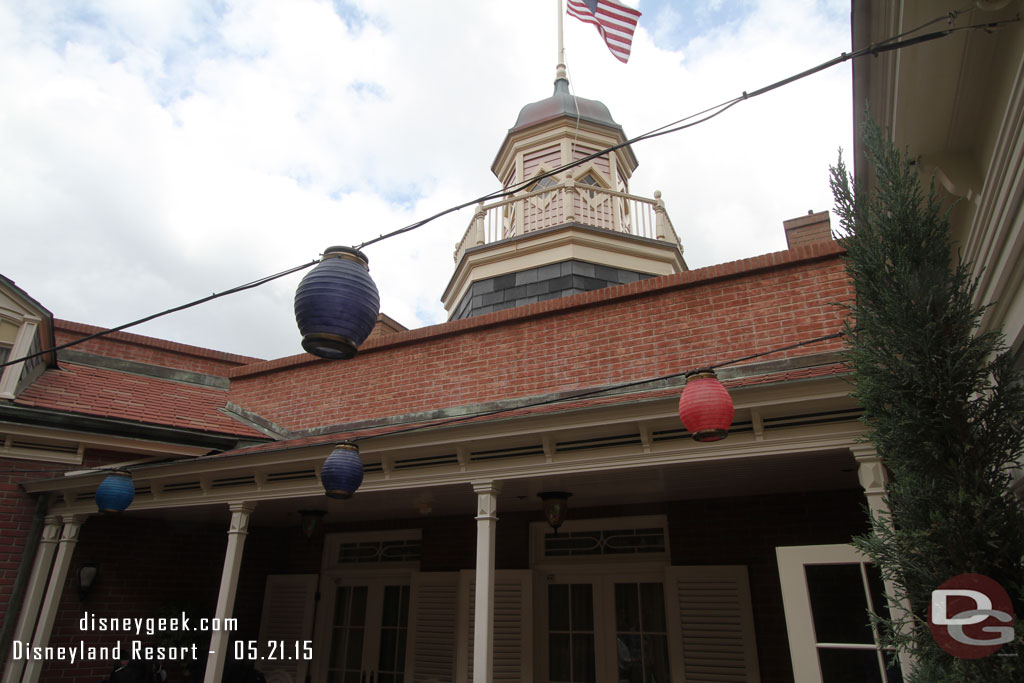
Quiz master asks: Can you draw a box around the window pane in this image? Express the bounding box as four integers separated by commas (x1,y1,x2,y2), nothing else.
396,628,407,671
550,584,570,631
805,564,874,644
571,584,594,630
616,634,641,683
549,633,570,681
382,585,400,627
345,628,363,669
640,583,666,632
399,585,410,627
329,628,348,668
615,583,672,683
865,565,892,622
643,635,670,683
615,583,640,632
333,587,349,626
818,648,885,683
350,586,368,626
379,629,397,671
572,634,596,683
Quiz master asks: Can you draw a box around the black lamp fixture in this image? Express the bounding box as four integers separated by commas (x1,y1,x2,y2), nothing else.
538,491,572,535
78,562,98,600
298,509,327,539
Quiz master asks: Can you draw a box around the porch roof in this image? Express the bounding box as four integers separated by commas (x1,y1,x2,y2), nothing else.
12,360,267,439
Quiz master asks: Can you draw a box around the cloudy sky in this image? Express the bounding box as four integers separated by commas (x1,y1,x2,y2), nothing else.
0,0,853,360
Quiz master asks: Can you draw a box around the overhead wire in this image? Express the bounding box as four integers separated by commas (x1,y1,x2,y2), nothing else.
1,11,1015,372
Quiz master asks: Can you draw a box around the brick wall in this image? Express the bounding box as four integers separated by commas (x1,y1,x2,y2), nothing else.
54,321,261,376
0,459,59,635
229,243,850,432
0,450,150,635
39,515,227,683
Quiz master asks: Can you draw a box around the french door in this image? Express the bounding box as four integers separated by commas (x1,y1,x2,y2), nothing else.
542,572,672,683
323,578,411,683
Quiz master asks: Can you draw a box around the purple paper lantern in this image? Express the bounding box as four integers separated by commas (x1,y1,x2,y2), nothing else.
321,442,364,499
294,246,380,360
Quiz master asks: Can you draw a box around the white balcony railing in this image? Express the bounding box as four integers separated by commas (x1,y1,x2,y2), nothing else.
454,178,680,263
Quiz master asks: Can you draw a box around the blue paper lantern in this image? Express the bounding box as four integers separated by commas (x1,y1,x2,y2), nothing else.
295,246,380,360
321,442,364,499
95,471,134,512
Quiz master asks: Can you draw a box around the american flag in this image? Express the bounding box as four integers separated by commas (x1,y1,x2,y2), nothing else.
566,0,641,64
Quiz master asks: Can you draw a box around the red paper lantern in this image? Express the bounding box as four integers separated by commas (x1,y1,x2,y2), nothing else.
678,371,734,442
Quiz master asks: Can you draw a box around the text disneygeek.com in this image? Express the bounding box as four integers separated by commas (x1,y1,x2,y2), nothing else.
10,611,239,663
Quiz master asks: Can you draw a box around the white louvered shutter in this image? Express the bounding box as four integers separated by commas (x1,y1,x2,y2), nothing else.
407,572,459,683
257,574,318,683
664,565,761,683
455,569,534,683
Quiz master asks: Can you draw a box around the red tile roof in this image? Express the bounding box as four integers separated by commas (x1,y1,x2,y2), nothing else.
14,362,266,438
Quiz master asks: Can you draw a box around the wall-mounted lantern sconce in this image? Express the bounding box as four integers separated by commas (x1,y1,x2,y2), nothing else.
298,509,327,539
78,563,98,600
538,491,572,535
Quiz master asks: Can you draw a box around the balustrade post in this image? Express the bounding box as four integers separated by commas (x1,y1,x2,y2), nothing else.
562,173,575,223
654,190,670,242
473,201,486,246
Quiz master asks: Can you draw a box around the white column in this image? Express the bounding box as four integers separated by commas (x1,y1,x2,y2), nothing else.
20,515,86,683
2,516,62,683
203,501,256,683
472,481,501,683
853,445,914,678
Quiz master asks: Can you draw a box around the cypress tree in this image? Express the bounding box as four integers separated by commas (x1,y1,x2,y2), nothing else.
830,119,1024,681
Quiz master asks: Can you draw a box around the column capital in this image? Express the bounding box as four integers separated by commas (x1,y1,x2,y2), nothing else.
472,480,502,495
58,515,88,542
227,501,256,535
850,443,880,462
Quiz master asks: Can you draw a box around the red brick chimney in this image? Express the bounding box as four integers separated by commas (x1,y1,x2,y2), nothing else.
783,210,832,249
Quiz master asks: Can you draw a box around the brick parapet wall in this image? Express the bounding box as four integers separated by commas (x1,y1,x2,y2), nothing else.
228,243,850,431
54,321,263,376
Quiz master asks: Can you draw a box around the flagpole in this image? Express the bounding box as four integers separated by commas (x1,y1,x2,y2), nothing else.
557,0,567,80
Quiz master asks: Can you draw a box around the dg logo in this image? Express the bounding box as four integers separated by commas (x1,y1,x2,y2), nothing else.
929,573,1016,659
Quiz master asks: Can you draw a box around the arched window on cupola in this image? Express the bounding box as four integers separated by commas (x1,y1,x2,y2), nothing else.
526,172,559,210
579,173,600,199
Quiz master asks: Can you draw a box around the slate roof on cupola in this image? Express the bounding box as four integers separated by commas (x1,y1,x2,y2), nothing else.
509,77,622,133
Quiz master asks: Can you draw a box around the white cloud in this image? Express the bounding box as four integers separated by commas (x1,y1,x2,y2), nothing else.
0,0,853,360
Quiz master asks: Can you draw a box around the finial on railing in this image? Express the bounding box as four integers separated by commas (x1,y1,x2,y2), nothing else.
654,190,669,242
562,172,576,223
473,201,486,247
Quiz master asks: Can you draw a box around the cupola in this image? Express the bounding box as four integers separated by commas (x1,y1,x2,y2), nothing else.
442,67,686,320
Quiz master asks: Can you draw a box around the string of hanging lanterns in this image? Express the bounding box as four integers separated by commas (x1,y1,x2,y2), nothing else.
81,247,834,508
